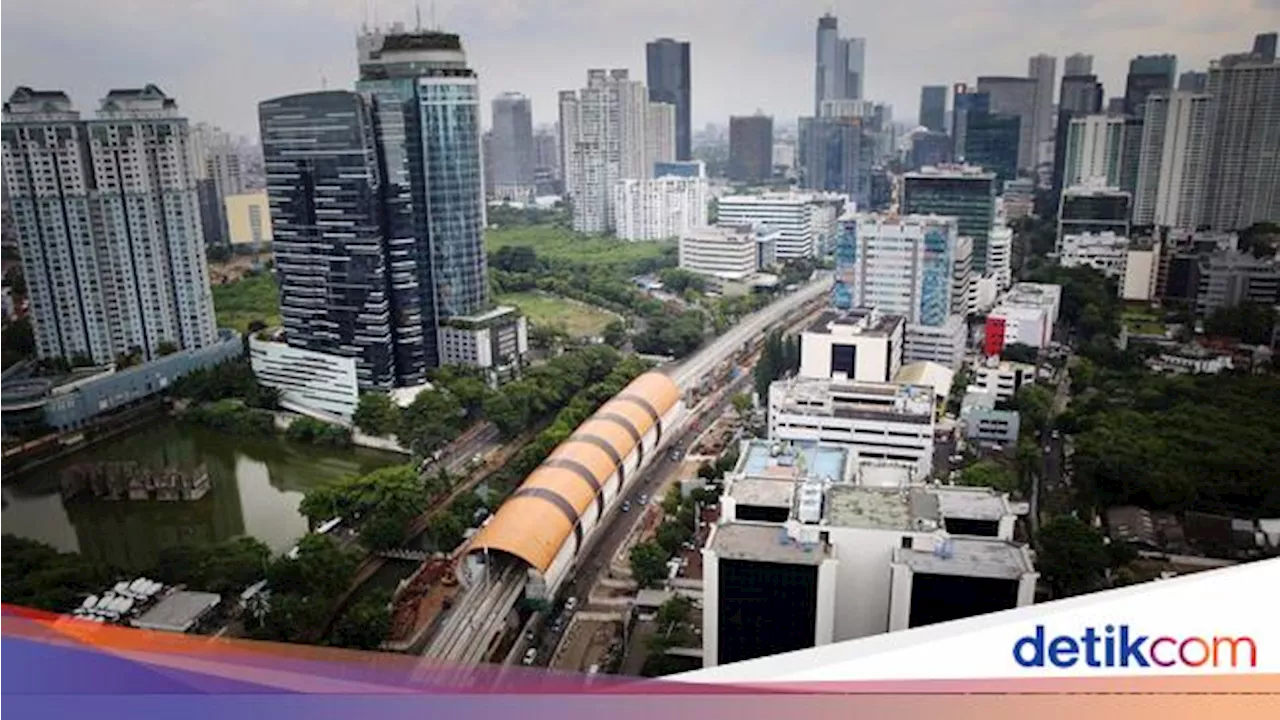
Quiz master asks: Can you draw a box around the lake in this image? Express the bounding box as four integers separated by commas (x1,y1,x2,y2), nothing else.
1,421,403,570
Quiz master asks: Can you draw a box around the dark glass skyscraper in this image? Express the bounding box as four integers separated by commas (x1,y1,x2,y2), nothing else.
798,115,868,205
963,113,1020,184
902,167,997,274
728,114,774,183
258,91,394,388
646,38,691,161
1124,54,1177,118
919,86,947,132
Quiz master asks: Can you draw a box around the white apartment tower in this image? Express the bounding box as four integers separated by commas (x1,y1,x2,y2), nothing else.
613,176,708,241
2,85,217,364
190,123,245,247
559,69,650,234
1133,91,1211,227
645,102,677,173
1199,52,1280,231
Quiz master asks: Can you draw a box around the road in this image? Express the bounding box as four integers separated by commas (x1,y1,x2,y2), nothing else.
1031,345,1073,534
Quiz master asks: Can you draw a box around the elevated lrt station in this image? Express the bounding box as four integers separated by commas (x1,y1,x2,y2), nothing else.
421,371,687,666
418,276,834,669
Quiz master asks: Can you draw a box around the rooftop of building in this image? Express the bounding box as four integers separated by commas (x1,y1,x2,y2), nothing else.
130,590,221,633
728,478,796,509
805,308,904,337
1061,183,1132,198
857,463,915,488
709,522,829,565
1002,282,1062,308
976,356,1036,374
771,376,935,424
825,485,940,531
933,485,1012,522
904,164,996,180
735,439,854,485
893,361,954,403
1061,231,1128,246
894,537,1034,579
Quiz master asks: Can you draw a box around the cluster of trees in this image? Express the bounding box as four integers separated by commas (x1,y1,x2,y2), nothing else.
1034,515,1135,599
3,535,119,612
640,595,701,677
657,268,707,295
298,465,450,551
2,317,35,370
151,537,272,597
286,417,352,447
486,204,568,229
753,330,800,408
778,258,817,287
633,311,706,358
1025,265,1121,353
1205,302,1277,346
629,484,719,588
171,359,279,410
956,460,1020,495
352,366,491,457
183,398,276,436
481,345,626,437
1063,371,1280,517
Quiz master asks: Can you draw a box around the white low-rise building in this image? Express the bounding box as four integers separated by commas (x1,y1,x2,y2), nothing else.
1149,345,1235,375
972,357,1036,402
1122,237,1162,301
1060,231,1129,278
768,376,935,480
249,336,359,422
798,308,905,383
987,223,1014,291
437,306,528,384
715,192,817,260
612,175,709,240
985,282,1063,352
679,224,761,279
904,315,967,370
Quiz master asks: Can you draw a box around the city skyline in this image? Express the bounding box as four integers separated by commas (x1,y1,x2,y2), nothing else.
4,0,1274,137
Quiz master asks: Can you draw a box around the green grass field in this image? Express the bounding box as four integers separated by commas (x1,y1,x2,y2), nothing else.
496,291,618,338
485,224,672,268
1121,307,1167,336
212,272,281,332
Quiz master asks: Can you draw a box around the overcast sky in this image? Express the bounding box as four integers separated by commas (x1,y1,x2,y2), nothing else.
3,0,1277,139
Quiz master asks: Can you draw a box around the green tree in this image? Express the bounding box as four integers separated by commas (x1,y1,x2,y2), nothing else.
629,541,669,588
156,340,180,357
655,595,694,628
957,460,1019,494
329,590,392,650
1,317,36,369
2,535,117,612
353,392,401,436
267,534,359,601
658,268,708,294
655,520,693,556
602,319,628,348
1205,302,1277,345
1036,515,1112,598
399,389,465,458
1012,384,1055,435
731,392,753,415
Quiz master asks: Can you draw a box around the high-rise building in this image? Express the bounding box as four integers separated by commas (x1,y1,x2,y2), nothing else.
798,115,868,204
909,131,951,171
1133,91,1211,227
840,214,971,325
559,69,650,233
918,85,947,132
3,85,217,364
1124,55,1177,118
645,101,677,172
1062,115,1131,188
532,129,560,194
645,38,691,161
1057,184,1131,249
1253,32,1278,63
259,91,395,388
1027,55,1057,166
191,123,245,247
815,14,866,113
354,29,497,383
489,92,535,202
901,165,997,274
1052,74,1105,199
1063,53,1093,76
963,112,1021,184
976,76,1038,173
950,84,987,161
1200,51,1280,231
612,175,708,241
1177,71,1208,92
728,114,774,184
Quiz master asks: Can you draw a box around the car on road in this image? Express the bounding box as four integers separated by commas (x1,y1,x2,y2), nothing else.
621,501,631,513
523,648,537,665
639,494,648,505
565,596,578,613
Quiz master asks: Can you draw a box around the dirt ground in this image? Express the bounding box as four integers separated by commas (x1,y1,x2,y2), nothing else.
551,619,619,672
208,252,272,285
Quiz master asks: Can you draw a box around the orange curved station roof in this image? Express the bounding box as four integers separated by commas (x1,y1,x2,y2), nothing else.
470,371,681,572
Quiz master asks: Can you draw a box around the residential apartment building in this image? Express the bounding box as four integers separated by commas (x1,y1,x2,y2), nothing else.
1062,114,1131,189
1199,52,1280,231
2,85,217,364
613,175,707,241
645,102,677,173
901,165,997,274
559,69,650,233
1133,91,1211,227
716,192,816,260
190,122,246,247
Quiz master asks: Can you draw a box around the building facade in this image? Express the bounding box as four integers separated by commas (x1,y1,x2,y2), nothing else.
815,14,866,112
1057,184,1132,250
1199,52,1280,231
1133,91,1211,227
612,176,708,241
489,92,536,202
798,115,869,204
901,165,997,274
975,76,1038,173
2,85,218,365
716,192,816,260
679,224,765,280
190,123,246,248
728,115,774,184
1062,114,1130,189
224,191,272,247
645,38,691,161
645,101,677,172
249,335,360,422
1124,54,1177,118
919,86,947,133
840,213,971,325
798,309,905,383
1060,231,1129,278
1028,54,1057,169
560,69,650,233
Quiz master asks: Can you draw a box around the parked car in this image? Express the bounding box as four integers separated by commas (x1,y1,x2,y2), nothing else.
622,501,631,513
523,648,537,665
565,596,578,612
